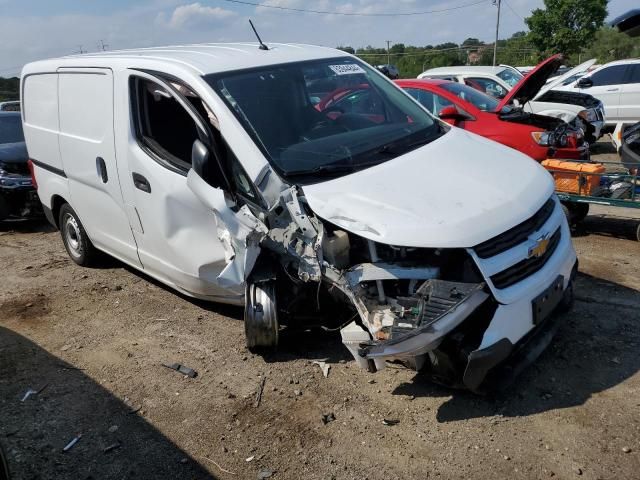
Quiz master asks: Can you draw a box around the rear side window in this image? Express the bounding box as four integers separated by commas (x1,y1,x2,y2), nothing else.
628,65,640,84
589,65,628,86
404,88,436,113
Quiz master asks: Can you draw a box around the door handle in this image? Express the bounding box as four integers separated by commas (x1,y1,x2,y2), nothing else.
606,88,619,92
132,172,151,193
96,157,108,183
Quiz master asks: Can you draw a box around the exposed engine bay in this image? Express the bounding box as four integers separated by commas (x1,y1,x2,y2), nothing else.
499,109,587,149
206,183,502,389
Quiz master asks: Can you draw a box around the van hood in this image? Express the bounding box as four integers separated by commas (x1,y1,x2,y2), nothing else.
535,58,597,99
303,127,554,249
495,55,563,112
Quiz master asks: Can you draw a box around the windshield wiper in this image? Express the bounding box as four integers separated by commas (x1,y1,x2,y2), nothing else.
283,160,385,177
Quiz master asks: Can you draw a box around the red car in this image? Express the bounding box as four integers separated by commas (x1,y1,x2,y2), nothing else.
395,79,588,162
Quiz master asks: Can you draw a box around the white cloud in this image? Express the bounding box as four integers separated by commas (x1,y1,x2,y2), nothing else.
163,2,236,29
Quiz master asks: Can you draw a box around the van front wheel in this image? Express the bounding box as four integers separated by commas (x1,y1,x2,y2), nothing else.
59,204,99,266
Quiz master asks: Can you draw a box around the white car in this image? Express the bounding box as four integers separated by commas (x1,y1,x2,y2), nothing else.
22,43,577,392
419,59,606,142
553,59,640,125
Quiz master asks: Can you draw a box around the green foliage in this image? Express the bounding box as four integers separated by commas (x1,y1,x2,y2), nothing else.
0,77,19,101
572,27,640,63
525,0,608,56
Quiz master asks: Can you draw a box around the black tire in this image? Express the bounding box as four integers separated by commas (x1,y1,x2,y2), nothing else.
636,222,640,242
571,203,590,223
561,203,571,224
58,203,99,266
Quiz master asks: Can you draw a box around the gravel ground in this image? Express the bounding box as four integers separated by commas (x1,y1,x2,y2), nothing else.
1,146,639,480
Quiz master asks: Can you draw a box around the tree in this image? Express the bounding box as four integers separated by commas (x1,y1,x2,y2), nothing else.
574,27,640,63
525,0,608,56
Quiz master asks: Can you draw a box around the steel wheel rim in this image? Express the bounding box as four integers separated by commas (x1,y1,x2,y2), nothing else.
63,213,82,258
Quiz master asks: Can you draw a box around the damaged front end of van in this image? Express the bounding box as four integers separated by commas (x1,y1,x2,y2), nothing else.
191,129,577,393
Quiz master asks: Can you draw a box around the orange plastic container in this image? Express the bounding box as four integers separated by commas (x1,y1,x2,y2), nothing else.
541,159,606,196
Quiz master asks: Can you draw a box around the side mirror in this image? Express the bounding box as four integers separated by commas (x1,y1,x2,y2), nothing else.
191,138,225,189
192,139,210,179
439,105,473,122
577,77,592,88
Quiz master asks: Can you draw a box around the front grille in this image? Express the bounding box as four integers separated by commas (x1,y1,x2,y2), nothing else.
0,162,29,176
473,198,556,259
490,228,561,289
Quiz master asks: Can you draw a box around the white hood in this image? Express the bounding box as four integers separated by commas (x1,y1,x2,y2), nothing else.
535,59,597,99
303,128,554,248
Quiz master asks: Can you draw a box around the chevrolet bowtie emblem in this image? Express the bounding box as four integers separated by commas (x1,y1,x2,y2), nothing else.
528,234,551,259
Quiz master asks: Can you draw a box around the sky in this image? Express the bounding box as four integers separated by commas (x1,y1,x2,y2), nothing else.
0,0,636,77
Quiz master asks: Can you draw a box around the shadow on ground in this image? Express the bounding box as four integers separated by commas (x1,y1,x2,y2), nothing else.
0,218,54,234
391,272,640,422
0,326,216,480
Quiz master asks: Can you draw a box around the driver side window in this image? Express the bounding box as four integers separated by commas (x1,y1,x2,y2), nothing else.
131,77,202,173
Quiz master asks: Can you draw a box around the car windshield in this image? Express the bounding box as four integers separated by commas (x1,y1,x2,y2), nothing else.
439,82,500,112
0,115,24,144
206,57,444,184
497,68,523,87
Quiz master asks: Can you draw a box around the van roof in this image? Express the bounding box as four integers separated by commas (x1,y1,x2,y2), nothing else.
22,43,350,76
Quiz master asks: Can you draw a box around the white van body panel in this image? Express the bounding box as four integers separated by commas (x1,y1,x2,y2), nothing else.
57,68,141,267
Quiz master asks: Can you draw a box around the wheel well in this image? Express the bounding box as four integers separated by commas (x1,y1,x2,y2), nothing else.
50,195,68,228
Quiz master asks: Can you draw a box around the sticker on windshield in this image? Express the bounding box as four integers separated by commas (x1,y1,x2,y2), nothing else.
329,64,366,75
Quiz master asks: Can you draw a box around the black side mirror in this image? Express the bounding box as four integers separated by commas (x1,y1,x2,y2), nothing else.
577,77,593,88
191,138,224,189
192,139,210,179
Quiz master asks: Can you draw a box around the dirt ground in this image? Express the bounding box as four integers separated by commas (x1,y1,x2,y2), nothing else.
1,146,640,480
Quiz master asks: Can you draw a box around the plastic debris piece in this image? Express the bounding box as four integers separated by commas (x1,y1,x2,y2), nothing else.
63,434,82,452
321,413,336,424
103,442,121,454
254,377,266,408
312,360,331,378
162,362,197,378
257,469,274,479
382,418,400,426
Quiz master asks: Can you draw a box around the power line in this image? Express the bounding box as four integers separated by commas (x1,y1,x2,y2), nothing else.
220,0,489,16
503,0,525,22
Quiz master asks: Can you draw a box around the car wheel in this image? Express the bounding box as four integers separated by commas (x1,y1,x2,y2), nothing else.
245,281,279,352
58,204,99,266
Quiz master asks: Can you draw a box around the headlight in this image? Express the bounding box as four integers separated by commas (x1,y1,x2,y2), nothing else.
531,131,552,146
578,109,597,122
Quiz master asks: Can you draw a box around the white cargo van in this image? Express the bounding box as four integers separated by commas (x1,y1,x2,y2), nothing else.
22,43,577,391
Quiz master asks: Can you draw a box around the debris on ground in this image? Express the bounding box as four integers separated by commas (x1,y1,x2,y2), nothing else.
382,419,400,426
203,456,236,475
312,360,331,378
161,362,197,378
254,377,266,408
20,383,48,402
321,413,336,425
257,468,274,479
103,442,121,454
63,434,82,452
245,455,255,462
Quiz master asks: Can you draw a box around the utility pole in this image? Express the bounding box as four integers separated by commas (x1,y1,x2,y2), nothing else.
386,40,391,65
492,0,501,66
76,45,86,54
98,39,109,52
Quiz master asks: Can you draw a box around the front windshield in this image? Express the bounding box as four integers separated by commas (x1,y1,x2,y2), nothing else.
0,115,24,144
497,68,523,87
206,57,444,183
439,82,500,112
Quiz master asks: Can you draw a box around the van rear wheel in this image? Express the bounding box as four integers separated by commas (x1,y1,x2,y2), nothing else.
59,204,99,266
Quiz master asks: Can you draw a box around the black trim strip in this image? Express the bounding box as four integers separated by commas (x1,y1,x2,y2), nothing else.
30,158,67,178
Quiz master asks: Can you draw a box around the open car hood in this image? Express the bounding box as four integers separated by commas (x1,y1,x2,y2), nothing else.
535,58,597,98
495,54,563,112
303,127,554,249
